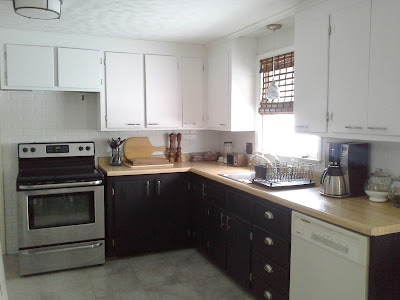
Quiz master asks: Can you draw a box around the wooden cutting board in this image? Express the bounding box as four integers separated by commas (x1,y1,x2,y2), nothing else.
123,158,173,169
124,137,167,161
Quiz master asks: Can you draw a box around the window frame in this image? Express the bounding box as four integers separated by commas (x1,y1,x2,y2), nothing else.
254,46,322,161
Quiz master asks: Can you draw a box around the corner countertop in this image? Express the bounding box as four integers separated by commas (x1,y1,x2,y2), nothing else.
98,158,400,237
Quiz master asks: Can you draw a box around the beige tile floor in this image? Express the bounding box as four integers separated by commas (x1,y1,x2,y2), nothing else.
3,248,256,300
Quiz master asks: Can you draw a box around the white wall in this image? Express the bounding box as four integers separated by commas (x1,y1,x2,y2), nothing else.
0,90,219,254
256,25,295,55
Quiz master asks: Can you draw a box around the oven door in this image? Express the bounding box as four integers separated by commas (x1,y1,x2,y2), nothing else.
18,184,104,248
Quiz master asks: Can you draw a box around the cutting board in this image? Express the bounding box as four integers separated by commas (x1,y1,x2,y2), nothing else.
123,159,173,169
124,137,168,161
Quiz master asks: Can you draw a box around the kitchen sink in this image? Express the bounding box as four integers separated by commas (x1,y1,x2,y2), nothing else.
219,172,254,184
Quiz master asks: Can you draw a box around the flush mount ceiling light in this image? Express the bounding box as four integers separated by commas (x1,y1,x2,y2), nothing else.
266,24,282,100
13,0,63,20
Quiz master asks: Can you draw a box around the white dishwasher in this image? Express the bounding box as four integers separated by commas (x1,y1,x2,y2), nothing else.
290,211,369,300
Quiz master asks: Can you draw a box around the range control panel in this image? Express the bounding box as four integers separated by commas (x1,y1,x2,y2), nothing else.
18,142,95,158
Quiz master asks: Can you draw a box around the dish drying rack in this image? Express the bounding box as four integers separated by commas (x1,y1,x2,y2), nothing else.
250,161,316,189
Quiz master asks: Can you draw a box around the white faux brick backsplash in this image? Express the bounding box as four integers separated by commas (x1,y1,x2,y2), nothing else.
0,90,219,254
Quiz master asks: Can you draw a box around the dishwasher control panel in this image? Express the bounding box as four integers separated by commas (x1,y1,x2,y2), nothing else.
292,211,369,266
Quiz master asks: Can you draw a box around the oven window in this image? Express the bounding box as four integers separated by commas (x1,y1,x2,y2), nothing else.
28,192,95,230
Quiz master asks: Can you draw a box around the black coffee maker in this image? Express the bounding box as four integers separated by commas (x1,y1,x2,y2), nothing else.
321,143,369,197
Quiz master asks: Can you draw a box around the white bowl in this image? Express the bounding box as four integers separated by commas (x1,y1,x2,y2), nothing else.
365,190,389,202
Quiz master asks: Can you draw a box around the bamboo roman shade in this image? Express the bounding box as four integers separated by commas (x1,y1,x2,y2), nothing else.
259,51,294,115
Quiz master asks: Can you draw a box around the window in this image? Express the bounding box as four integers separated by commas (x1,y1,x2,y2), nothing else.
258,51,321,160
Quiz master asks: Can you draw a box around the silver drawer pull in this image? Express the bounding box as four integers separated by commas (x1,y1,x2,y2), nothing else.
264,237,274,246
218,124,227,126
127,123,141,126
264,290,272,299
344,126,363,129
295,125,308,128
184,122,197,125
20,242,103,255
264,211,274,219
367,126,387,130
148,123,159,126
264,264,273,273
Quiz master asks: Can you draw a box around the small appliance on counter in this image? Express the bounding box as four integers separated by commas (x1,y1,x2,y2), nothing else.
320,142,369,198
364,169,391,202
227,153,248,167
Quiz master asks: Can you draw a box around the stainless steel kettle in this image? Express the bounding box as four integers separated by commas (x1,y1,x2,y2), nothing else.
320,165,349,197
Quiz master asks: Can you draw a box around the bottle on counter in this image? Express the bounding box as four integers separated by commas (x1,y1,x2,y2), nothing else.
223,142,233,164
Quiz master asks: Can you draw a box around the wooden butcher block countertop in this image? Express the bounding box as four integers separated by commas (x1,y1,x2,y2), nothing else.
99,158,400,237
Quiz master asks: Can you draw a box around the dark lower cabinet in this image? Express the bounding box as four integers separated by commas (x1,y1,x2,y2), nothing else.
226,213,251,286
113,179,154,256
190,174,207,248
207,204,227,269
108,173,190,256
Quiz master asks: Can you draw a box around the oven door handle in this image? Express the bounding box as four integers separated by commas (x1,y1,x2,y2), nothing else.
20,242,103,255
18,180,103,190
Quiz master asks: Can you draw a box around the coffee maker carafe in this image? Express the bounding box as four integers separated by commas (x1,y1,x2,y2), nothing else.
320,143,349,197
320,142,369,198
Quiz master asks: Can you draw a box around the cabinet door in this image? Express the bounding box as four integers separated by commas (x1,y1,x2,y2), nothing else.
58,48,102,89
191,175,207,248
226,214,251,286
105,52,145,129
294,10,329,133
368,0,400,136
182,57,204,128
154,174,189,250
207,204,227,269
6,44,54,88
145,55,180,128
113,179,154,255
329,0,370,134
207,50,230,130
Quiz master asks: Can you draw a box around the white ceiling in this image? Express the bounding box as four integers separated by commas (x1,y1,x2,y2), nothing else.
0,0,306,44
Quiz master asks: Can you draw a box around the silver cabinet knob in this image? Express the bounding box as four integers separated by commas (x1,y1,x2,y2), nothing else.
264,211,274,219
264,264,273,273
264,237,274,246
264,290,272,299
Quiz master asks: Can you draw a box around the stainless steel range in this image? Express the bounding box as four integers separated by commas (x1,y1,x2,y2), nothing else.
16,142,105,276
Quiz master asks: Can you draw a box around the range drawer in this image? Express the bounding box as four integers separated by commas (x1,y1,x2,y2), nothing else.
252,225,290,268
251,251,289,296
207,180,226,208
252,200,291,240
251,277,289,300
227,189,251,221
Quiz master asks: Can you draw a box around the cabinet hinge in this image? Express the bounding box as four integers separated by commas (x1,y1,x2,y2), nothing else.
202,65,205,71
4,51,7,60
328,25,332,36
100,57,103,64
105,115,107,122
250,232,253,241
326,112,330,122
187,228,191,238
249,273,253,281
112,239,115,247
206,241,210,248
207,209,210,216
187,182,191,191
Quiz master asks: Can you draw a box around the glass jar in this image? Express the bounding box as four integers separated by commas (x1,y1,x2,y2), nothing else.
388,177,400,207
364,169,392,202
223,142,233,164
110,147,122,166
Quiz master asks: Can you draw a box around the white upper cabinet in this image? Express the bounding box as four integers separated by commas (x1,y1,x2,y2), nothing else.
182,57,204,128
207,38,256,132
329,0,370,134
105,52,145,129
58,48,102,90
207,49,230,130
367,0,400,136
5,44,54,88
145,55,180,128
294,8,330,133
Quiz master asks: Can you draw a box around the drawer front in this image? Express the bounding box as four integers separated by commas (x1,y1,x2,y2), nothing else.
252,200,291,239
252,226,290,268
251,278,289,300
207,180,226,208
227,189,251,221
251,251,289,295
